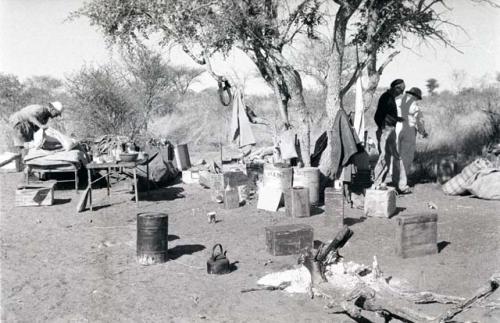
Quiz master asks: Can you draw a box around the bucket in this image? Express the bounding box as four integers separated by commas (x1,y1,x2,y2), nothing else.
263,163,292,193
174,144,191,171
137,212,168,265
293,167,320,205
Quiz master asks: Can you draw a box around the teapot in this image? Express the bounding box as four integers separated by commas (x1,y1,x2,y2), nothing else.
206,244,230,275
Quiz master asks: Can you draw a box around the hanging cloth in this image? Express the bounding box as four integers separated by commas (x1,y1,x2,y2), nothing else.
353,77,365,140
229,88,256,148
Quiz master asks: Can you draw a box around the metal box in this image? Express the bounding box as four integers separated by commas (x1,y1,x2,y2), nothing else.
265,224,313,256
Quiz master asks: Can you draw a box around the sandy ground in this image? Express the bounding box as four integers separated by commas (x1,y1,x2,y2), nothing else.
1,168,499,322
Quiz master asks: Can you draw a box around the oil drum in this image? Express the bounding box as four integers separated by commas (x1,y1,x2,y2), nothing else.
137,212,168,265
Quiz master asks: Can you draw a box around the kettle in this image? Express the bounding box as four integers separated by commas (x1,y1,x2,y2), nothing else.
207,244,230,275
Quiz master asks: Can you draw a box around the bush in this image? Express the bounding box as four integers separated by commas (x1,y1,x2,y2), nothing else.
412,86,500,181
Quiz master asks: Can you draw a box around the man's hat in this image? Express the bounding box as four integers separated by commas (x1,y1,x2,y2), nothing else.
390,79,405,89
406,87,422,100
48,101,63,115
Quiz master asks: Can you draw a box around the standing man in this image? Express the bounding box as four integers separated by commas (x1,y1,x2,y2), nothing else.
9,101,64,148
373,79,405,189
394,87,428,193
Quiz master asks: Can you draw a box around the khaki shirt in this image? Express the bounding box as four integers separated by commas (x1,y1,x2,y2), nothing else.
9,104,52,128
396,95,426,135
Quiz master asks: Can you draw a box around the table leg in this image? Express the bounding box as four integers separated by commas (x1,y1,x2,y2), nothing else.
133,167,139,206
107,167,110,196
146,163,150,195
87,169,93,211
75,168,79,193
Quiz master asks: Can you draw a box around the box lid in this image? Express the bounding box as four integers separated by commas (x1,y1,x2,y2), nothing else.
265,223,313,233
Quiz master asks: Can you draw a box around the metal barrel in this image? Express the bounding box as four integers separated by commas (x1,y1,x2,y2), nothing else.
293,167,320,205
137,212,168,265
174,144,191,170
263,163,293,193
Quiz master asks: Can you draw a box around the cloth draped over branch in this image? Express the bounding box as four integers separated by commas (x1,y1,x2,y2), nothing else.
230,88,256,148
312,110,360,178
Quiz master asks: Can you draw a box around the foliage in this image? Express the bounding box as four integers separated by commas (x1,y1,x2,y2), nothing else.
73,0,325,129
352,1,446,53
411,84,500,180
122,47,178,124
73,0,323,54
66,65,138,139
0,73,26,122
65,48,203,140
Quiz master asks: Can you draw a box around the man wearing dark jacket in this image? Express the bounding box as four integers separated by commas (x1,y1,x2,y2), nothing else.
373,79,405,189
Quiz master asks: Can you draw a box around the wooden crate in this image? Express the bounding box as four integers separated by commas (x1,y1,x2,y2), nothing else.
199,171,224,189
364,188,396,218
396,213,438,258
324,187,344,228
199,171,249,189
284,187,310,218
224,186,240,209
15,181,56,207
265,224,313,256
182,170,200,184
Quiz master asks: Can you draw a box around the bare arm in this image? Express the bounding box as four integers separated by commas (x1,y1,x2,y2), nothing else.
413,104,427,136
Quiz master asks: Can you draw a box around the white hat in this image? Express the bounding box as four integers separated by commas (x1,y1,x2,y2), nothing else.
49,101,63,114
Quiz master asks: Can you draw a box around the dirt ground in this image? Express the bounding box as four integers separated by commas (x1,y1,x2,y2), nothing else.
1,164,499,322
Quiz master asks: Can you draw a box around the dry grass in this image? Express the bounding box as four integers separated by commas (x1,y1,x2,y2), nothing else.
411,87,500,181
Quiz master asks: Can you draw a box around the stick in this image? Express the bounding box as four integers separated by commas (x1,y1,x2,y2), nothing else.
435,273,500,322
241,282,291,293
406,291,465,305
326,285,435,322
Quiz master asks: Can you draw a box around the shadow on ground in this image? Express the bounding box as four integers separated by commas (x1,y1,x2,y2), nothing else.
438,241,451,253
344,217,366,226
310,206,324,216
141,187,185,202
53,198,72,205
389,207,407,218
168,234,180,242
168,244,206,260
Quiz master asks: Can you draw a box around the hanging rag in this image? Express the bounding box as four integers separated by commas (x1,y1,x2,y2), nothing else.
353,77,365,140
330,110,360,178
310,110,360,177
279,130,298,160
229,88,256,148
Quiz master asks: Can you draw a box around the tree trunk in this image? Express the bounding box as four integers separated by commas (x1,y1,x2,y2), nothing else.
363,51,380,111
260,50,312,166
280,65,311,166
319,1,361,182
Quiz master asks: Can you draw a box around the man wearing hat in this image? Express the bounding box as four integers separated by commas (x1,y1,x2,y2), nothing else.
393,87,428,193
9,101,64,147
372,79,406,188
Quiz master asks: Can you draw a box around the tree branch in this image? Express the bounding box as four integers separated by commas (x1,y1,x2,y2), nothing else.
340,58,368,97
377,50,400,75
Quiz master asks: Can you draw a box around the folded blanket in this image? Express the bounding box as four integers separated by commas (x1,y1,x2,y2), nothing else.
24,149,88,166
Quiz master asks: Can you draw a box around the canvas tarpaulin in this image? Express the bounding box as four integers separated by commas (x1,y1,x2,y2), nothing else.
466,168,500,200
